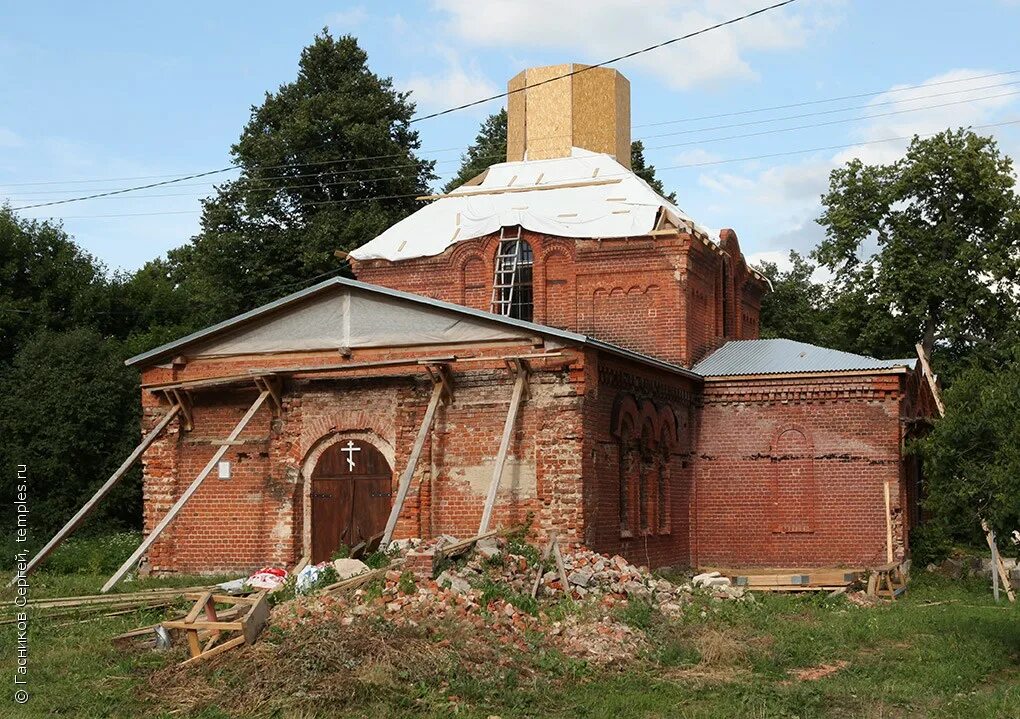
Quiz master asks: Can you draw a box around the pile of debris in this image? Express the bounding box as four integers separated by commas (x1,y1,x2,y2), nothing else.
270,535,746,664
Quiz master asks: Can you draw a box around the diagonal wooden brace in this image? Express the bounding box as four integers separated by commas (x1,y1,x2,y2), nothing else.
478,361,529,534
380,370,450,548
9,404,182,585
101,391,271,593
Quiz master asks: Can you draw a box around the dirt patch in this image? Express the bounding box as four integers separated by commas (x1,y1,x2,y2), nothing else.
786,659,850,682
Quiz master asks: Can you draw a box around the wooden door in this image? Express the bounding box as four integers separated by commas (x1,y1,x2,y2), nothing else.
310,439,393,563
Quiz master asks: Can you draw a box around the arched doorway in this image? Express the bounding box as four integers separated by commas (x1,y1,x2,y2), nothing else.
310,439,393,563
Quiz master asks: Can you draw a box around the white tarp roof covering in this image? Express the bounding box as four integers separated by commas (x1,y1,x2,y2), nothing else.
183,285,528,358
349,148,713,262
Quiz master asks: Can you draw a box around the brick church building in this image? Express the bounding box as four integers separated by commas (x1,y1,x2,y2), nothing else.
125,65,935,577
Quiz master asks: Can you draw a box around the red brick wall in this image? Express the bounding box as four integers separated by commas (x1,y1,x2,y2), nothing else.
692,373,907,568
582,351,700,568
139,352,590,575
352,228,765,366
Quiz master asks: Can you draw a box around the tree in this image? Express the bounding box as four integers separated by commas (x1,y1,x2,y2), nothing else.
0,208,112,362
444,113,677,202
756,251,829,345
443,109,507,192
631,140,677,203
918,345,1020,553
0,329,141,540
815,129,1020,373
168,31,436,319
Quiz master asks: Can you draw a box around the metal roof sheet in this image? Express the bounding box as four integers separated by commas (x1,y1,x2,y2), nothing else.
692,338,915,377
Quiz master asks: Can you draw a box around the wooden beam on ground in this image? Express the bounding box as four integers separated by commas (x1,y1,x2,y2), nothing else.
10,404,182,584
477,362,529,534
381,378,447,548
102,391,271,593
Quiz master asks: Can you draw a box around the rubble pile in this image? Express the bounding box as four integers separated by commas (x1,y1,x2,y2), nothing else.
271,535,747,664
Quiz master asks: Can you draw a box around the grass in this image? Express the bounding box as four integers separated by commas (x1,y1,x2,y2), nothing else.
1,538,1018,718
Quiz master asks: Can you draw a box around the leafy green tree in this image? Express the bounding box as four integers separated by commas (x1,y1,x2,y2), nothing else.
0,328,141,540
443,109,507,192
169,30,436,319
0,208,112,362
815,129,1020,372
630,140,677,203
444,113,677,202
918,345,1020,551
756,251,828,344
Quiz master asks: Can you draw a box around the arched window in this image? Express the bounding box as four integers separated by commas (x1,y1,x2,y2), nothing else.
491,230,534,322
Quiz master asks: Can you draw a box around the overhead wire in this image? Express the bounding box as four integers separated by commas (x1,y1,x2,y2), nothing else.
25,118,1020,221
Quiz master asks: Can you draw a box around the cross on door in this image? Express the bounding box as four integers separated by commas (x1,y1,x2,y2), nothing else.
340,440,361,472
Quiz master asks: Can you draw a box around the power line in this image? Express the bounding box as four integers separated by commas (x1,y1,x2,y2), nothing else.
633,69,1020,128
12,86,1018,207
647,90,1020,151
639,79,1020,140
26,118,1020,221
10,77,1018,202
408,0,798,122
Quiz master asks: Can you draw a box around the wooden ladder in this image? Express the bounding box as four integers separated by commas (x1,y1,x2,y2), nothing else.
490,225,523,316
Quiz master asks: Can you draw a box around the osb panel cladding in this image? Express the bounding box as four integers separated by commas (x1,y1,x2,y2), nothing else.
583,352,700,568
693,374,906,569
505,64,630,166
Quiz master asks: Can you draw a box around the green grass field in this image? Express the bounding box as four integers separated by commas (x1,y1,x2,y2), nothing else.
1,537,1018,718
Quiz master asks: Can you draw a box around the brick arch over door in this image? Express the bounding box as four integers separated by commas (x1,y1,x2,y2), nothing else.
299,430,396,560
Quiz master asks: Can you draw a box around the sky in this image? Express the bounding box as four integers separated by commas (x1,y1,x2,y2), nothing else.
2,0,1019,274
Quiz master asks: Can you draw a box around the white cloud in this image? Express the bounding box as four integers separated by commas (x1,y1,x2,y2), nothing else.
691,68,1020,261
402,46,500,112
433,0,843,90
325,7,368,29
834,68,1020,166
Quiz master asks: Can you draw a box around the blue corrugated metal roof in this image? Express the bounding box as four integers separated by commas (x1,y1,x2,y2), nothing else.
692,338,914,377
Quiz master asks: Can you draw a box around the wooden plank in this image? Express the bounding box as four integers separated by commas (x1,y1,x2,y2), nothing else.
381,380,446,547
981,520,1016,603
179,635,245,667
417,178,622,201
162,619,245,631
11,405,181,583
551,533,571,595
102,391,271,593
186,630,202,658
531,536,556,598
242,593,270,645
915,343,946,417
478,368,528,534
884,481,894,564
435,530,501,562
184,592,213,623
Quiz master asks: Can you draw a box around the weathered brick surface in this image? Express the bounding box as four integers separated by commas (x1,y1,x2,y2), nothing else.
352,228,764,366
693,374,908,568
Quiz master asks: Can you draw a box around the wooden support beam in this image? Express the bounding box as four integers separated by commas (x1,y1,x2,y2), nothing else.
981,519,1015,603
11,404,182,584
478,363,528,534
380,379,447,547
171,390,193,430
884,481,894,564
254,375,283,416
102,391,270,593
915,342,946,417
